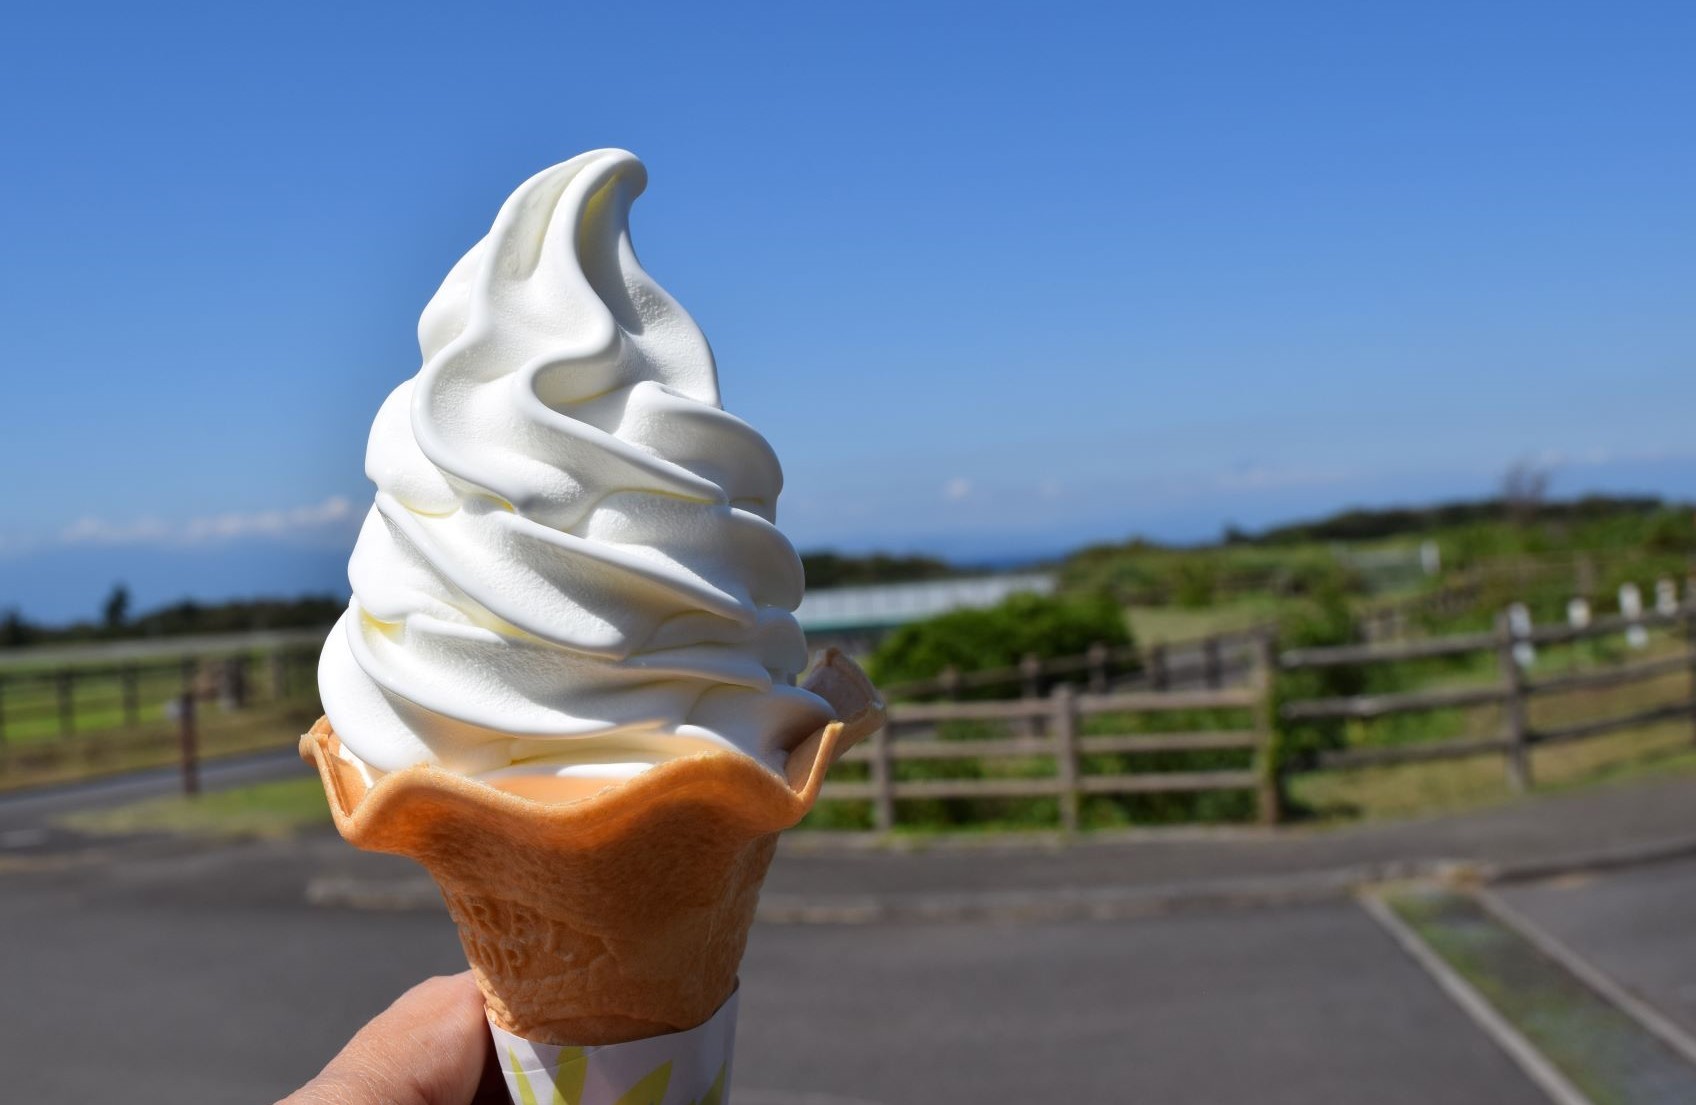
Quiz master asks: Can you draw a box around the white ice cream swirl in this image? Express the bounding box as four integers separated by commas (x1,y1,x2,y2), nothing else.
318,150,832,782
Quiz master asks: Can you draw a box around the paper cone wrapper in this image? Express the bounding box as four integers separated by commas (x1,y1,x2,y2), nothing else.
493,989,738,1105
300,648,883,1045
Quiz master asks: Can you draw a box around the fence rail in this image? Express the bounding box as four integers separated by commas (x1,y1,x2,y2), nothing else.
1279,603,1696,786
821,677,1277,831
0,644,322,791
6,594,1695,824
818,596,1696,829
0,648,316,744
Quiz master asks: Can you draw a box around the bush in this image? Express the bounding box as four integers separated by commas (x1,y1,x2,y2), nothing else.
868,591,1132,692
1272,585,1378,771
1172,559,1219,608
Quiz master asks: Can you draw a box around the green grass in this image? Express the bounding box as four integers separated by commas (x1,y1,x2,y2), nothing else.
58,775,331,840
1,668,186,742
1295,719,1696,823
0,650,307,744
1125,596,1288,643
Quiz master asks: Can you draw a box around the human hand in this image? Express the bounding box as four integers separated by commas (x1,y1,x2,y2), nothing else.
280,972,508,1105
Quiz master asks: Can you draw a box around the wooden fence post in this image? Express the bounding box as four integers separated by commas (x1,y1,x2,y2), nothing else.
1021,653,1043,737
178,691,200,797
940,664,962,702
870,725,894,832
1087,642,1109,695
271,651,290,702
1149,644,1169,691
1203,635,1223,689
57,670,74,736
222,656,249,710
1495,611,1532,793
1685,608,1696,747
1254,633,1284,825
1053,685,1080,833
122,665,140,727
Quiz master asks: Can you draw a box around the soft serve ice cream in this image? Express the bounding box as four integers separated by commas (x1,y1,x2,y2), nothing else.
299,151,884,1066
317,149,833,792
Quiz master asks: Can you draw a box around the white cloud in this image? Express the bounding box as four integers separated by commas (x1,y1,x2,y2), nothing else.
943,477,973,501
1212,464,1348,492
59,496,357,547
60,515,172,545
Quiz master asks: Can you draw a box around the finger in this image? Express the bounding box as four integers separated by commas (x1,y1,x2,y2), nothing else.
283,972,491,1105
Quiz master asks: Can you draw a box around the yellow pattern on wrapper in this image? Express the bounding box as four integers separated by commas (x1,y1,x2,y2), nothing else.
553,1047,588,1104
301,649,883,1046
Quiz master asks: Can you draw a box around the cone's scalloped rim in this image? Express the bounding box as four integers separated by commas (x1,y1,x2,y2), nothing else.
300,648,886,849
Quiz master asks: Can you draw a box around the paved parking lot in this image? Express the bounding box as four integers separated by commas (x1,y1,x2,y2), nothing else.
5,770,1696,1103
0,832,1544,1105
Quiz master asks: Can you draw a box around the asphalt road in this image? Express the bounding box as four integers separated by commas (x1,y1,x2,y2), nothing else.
1,833,1550,1105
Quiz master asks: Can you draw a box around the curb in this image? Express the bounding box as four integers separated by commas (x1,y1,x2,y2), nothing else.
1476,832,1696,885
776,824,1278,856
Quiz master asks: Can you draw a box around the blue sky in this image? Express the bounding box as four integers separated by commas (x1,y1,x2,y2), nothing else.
2,1,1694,622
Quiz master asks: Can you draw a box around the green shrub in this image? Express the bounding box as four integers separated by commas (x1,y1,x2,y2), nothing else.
868,591,1131,692
1272,585,1383,771
1172,559,1219,608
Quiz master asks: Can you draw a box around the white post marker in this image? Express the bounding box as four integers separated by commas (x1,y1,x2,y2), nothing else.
1566,597,1591,630
1420,540,1442,576
1620,583,1648,650
1656,578,1679,616
1508,603,1535,669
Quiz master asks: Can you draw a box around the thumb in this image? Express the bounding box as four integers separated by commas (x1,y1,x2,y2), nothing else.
282,972,492,1105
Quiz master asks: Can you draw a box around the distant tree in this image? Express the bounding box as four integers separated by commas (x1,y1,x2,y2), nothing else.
1501,459,1551,527
800,551,956,589
102,583,131,631
1,608,38,649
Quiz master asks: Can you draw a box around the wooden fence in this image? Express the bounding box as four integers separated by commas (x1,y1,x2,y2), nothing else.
0,649,314,741
1278,606,1696,790
6,600,1694,822
829,603,1696,830
0,645,321,790
819,673,1280,830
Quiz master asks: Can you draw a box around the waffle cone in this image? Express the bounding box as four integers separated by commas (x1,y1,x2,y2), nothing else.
300,649,883,1045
